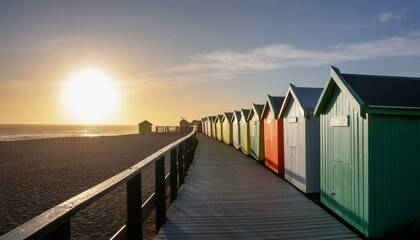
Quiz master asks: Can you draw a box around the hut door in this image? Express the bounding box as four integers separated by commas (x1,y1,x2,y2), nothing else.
287,119,298,183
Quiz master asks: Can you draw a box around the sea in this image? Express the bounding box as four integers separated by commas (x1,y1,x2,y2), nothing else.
0,124,138,141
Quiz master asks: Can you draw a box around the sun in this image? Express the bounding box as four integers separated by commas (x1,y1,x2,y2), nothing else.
63,69,119,124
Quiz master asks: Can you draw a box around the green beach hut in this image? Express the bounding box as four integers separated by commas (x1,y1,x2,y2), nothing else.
222,112,234,145
232,111,242,149
314,66,420,238
239,109,251,155
248,103,265,161
215,115,223,141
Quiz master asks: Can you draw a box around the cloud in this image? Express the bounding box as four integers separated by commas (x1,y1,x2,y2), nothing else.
169,34,420,73
377,11,405,23
0,80,31,90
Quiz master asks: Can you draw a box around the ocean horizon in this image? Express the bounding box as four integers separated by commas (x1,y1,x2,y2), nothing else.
0,124,138,141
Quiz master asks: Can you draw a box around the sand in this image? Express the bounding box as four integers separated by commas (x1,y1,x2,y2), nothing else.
0,134,186,239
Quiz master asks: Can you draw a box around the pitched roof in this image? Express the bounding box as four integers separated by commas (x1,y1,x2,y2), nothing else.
240,109,251,121
222,112,234,122
279,84,323,118
315,66,420,117
342,73,420,109
247,103,265,121
138,120,152,125
233,111,241,122
262,95,285,119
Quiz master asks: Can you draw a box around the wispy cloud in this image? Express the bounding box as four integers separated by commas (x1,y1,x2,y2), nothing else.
169,34,420,73
0,80,31,90
376,11,405,23
14,36,87,52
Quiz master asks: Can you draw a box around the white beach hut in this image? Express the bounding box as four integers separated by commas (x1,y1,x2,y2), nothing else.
279,84,323,193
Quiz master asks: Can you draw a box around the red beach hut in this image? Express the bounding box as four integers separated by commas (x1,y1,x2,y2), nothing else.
262,95,285,174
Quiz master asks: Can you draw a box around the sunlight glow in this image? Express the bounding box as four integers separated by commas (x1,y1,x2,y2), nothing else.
63,69,119,124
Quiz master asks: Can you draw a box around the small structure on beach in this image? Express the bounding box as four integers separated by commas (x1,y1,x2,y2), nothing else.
211,116,217,139
314,66,420,238
222,112,234,145
279,84,322,193
138,120,152,134
239,109,251,155
215,115,223,141
179,119,189,133
205,116,215,137
232,111,242,149
247,103,265,161
262,95,285,174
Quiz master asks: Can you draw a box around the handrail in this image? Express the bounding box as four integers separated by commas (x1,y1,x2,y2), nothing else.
1,130,198,240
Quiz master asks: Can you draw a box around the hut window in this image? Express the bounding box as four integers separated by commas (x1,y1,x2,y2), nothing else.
288,117,298,123
266,119,272,124
330,115,349,127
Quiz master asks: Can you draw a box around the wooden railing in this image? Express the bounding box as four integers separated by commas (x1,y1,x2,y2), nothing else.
1,131,198,240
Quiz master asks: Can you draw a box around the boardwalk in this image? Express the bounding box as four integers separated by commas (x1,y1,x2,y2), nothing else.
157,134,360,239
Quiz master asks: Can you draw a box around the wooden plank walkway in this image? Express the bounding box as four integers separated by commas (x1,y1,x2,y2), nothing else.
157,134,360,239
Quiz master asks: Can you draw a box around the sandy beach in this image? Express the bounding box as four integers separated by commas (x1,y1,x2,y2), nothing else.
0,134,186,239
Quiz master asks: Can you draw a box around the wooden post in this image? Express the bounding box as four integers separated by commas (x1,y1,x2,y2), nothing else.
170,148,178,203
155,156,166,233
44,220,70,240
127,173,142,240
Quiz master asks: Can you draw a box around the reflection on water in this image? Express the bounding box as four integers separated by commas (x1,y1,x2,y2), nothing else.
0,124,138,141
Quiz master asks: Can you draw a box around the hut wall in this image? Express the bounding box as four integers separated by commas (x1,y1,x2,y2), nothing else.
211,121,217,138
239,120,250,155
222,121,233,145
263,110,284,174
284,98,308,191
216,120,222,141
368,114,420,237
207,120,213,137
249,114,264,161
320,87,369,236
233,121,240,149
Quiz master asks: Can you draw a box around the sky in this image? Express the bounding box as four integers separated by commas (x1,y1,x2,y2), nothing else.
1,0,420,126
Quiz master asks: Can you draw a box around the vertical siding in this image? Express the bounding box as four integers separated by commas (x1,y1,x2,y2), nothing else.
232,122,240,149
264,108,284,174
216,121,222,141
305,115,320,193
250,113,264,161
368,114,420,237
320,87,369,236
284,98,307,192
239,119,250,155
222,121,233,145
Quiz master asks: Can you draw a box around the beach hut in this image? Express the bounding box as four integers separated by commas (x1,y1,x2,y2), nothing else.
239,109,251,155
232,111,242,149
314,66,420,238
279,84,323,193
215,115,223,141
138,120,152,134
206,116,215,137
247,104,265,161
222,112,234,145
211,116,217,139
262,95,285,174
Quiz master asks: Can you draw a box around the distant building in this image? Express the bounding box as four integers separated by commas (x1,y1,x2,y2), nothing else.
190,119,202,133
138,120,152,134
179,119,190,133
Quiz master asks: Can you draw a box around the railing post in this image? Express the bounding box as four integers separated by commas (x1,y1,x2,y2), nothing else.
178,142,185,186
44,220,70,240
127,173,142,240
170,148,178,203
155,156,166,233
